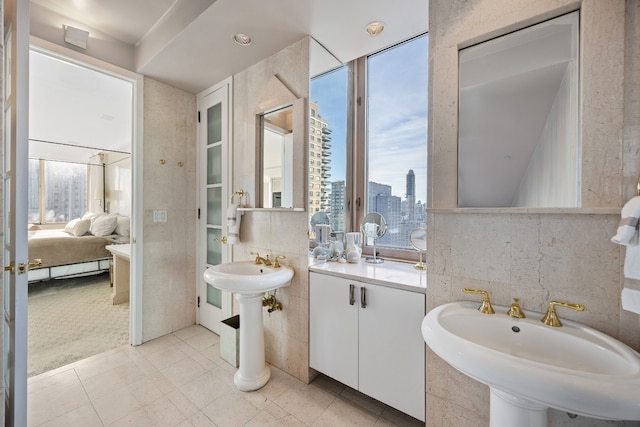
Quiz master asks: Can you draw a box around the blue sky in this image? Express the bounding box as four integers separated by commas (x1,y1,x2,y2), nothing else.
310,34,428,203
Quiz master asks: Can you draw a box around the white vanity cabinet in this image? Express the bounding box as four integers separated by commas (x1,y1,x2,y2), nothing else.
309,271,425,421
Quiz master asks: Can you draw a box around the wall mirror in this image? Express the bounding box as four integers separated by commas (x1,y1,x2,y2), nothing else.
260,105,294,208
254,73,305,210
457,11,579,208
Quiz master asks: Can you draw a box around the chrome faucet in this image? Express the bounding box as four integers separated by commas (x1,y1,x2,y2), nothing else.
250,251,272,266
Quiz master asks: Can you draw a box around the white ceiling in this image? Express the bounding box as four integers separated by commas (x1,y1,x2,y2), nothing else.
28,0,429,162
30,0,430,94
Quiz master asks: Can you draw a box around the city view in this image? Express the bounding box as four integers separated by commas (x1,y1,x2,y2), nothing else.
309,35,428,251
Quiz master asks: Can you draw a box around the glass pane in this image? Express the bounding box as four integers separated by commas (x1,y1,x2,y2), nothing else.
207,228,222,265
309,66,349,241
28,159,40,223
207,284,222,309
207,103,222,145
43,160,88,223
366,34,428,250
207,187,222,225
207,145,222,185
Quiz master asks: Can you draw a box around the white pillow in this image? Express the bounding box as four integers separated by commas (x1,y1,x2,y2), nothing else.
115,216,130,237
82,211,105,225
90,214,118,237
64,218,91,236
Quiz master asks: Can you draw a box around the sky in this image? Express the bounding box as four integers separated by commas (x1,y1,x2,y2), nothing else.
310,34,428,204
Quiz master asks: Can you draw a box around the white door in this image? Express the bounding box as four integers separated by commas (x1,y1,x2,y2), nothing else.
3,0,29,424
198,81,232,333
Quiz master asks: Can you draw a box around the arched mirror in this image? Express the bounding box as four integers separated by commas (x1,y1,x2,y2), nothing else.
409,228,427,270
361,212,387,264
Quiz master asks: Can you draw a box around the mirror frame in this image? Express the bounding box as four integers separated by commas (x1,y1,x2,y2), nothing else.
254,96,306,210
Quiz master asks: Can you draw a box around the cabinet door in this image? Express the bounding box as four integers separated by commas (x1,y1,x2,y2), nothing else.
309,273,359,389
358,284,425,421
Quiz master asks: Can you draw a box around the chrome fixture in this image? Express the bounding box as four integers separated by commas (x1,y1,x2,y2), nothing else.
542,301,586,327
462,288,495,314
507,298,525,319
250,252,272,266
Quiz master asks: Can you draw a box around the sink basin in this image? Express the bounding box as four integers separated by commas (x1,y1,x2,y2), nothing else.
422,301,640,423
203,261,294,294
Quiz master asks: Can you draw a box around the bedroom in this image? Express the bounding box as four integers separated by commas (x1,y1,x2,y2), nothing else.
26,47,134,376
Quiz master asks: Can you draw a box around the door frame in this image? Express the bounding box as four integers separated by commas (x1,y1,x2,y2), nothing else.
196,77,233,330
29,37,145,345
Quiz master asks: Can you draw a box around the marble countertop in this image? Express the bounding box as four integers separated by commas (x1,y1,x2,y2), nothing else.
105,243,131,260
309,258,426,293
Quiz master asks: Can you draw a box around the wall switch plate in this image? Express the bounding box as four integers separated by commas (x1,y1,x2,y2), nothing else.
153,210,167,223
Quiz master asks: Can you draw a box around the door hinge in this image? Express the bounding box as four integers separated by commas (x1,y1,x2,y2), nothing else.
197,296,200,307
197,208,201,219
357,95,362,107
356,197,361,210
197,111,201,123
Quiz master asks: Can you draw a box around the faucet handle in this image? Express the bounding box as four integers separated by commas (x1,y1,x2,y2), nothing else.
507,298,526,319
263,254,272,266
250,251,261,264
273,255,286,268
541,301,586,327
462,288,495,314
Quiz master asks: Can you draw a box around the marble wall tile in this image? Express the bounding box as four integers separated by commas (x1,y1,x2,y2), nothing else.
142,78,197,342
231,38,311,382
428,1,635,425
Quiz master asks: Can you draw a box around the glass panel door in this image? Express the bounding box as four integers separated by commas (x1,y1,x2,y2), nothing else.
198,82,231,333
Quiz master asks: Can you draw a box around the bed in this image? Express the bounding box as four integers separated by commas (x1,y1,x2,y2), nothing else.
27,214,130,282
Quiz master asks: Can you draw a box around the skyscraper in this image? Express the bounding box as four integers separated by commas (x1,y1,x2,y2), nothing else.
406,169,415,221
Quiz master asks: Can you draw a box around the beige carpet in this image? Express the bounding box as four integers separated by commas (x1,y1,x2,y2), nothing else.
28,273,129,377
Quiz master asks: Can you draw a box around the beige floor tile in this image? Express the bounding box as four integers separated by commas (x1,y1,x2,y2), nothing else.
161,356,207,388
187,411,218,427
147,346,190,370
92,386,145,425
201,392,260,427
313,397,378,426
245,402,304,426
274,381,338,425
39,403,102,427
178,370,230,409
108,395,186,426
28,381,90,426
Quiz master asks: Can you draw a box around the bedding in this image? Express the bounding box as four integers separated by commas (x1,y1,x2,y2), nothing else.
28,229,113,269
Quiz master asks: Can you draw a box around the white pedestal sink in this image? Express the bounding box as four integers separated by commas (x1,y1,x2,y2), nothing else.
422,301,640,426
204,261,294,391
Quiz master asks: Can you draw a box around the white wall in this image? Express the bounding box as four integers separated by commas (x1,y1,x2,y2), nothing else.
512,63,578,207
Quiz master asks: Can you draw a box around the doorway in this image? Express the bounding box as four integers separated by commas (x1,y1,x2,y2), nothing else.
26,43,141,376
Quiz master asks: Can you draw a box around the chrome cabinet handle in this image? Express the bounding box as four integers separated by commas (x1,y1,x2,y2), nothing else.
361,287,367,309
349,284,355,305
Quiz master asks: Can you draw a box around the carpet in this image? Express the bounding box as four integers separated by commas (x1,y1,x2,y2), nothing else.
28,272,129,377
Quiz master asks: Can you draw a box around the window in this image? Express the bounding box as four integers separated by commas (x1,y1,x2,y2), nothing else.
310,34,428,260
28,159,88,224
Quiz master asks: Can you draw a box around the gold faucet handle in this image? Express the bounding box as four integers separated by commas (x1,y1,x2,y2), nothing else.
262,255,272,266
541,300,586,327
273,255,286,268
507,298,526,318
250,251,261,264
462,288,495,314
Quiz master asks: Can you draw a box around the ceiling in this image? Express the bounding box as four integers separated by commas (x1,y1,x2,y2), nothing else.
28,0,429,162
30,0,429,94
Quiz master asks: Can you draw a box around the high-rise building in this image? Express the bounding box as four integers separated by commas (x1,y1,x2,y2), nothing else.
309,102,331,216
329,181,346,234
406,169,416,221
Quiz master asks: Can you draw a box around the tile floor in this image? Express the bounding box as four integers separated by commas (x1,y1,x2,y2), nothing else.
27,325,424,426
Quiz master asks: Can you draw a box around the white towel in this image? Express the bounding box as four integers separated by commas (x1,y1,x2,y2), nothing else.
227,203,242,244
624,245,640,280
621,287,640,315
611,196,640,246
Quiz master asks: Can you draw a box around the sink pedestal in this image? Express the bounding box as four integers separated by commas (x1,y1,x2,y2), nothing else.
234,293,270,391
491,389,547,427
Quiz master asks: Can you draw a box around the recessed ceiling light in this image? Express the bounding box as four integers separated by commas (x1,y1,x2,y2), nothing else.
233,33,252,46
366,21,385,37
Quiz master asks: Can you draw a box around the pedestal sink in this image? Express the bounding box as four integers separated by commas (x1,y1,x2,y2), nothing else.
422,301,640,426
204,261,294,391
